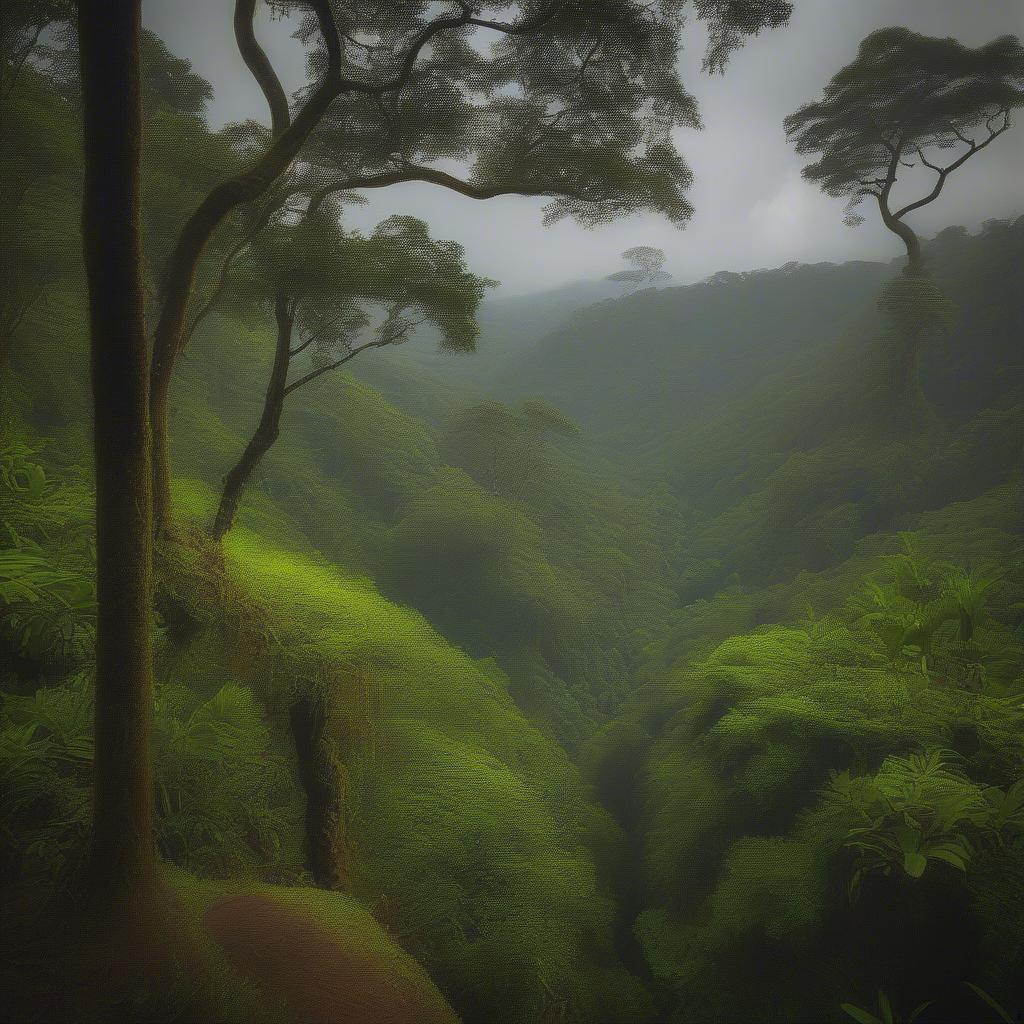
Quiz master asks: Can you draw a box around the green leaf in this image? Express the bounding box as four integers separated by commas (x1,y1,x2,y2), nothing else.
878,991,894,1024
928,848,967,871
964,982,1014,1024
841,1004,883,1024
903,851,928,878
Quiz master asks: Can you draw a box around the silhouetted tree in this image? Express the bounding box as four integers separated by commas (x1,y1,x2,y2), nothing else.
785,28,1024,421
607,246,672,290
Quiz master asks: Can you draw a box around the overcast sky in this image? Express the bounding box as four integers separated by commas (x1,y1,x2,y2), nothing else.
144,1,1024,294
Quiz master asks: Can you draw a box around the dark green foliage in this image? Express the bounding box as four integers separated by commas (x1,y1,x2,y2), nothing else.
0,437,94,672
0,673,306,884
291,0,793,229
828,748,1024,894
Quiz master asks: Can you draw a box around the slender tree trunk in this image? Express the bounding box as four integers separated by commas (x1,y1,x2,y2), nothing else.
211,292,293,540
149,76,343,536
77,1,156,894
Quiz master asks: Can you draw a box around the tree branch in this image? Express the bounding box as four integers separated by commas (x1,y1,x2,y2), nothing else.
893,113,1010,220
331,2,566,96
234,0,290,138
1,17,49,102
305,163,555,211
284,318,426,395
183,189,290,346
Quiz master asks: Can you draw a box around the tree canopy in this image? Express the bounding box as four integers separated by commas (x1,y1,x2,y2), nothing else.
785,27,1024,266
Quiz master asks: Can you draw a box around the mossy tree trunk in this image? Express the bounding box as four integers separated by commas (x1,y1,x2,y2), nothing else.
289,693,348,889
211,292,293,540
77,1,156,894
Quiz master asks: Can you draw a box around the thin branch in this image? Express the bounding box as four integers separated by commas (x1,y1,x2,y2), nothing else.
893,113,1010,220
183,190,290,346
948,125,973,147
915,146,943,174
332,2,565,96
289,335,317,357
1,17,49,102
284,318,427,395
289,318,336,356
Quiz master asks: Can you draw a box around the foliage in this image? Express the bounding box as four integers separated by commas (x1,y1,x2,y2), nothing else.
211,519,649,1023
0,437,94,668
286,0,793,230
635,536,1024,1021
841,991,932,1024
2,31,1023,1022
0,675,305,883
827,749,1024,896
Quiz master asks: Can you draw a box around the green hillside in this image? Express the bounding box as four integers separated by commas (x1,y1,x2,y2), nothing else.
2,16,1023,1024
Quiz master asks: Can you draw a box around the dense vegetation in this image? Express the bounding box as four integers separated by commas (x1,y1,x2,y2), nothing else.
2,7,1022,1024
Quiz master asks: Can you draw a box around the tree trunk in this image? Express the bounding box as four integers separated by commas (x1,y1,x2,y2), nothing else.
77,1,156,894
289,693,348,889
211,292,293,540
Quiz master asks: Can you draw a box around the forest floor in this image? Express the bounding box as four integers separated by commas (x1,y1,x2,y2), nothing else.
0,875,457,1024
203,891,455,1024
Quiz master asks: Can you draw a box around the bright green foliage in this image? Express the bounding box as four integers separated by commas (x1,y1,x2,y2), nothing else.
193,510,648,1023
0,438,94,668
828,749,1024,894
0,673,305,884
3,26,1023,1023
635,530,1024,1021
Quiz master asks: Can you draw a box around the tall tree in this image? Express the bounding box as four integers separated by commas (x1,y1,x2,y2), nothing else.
146,0,793,534
76,0,156,893
785,28,1024,417
211,204,490,540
